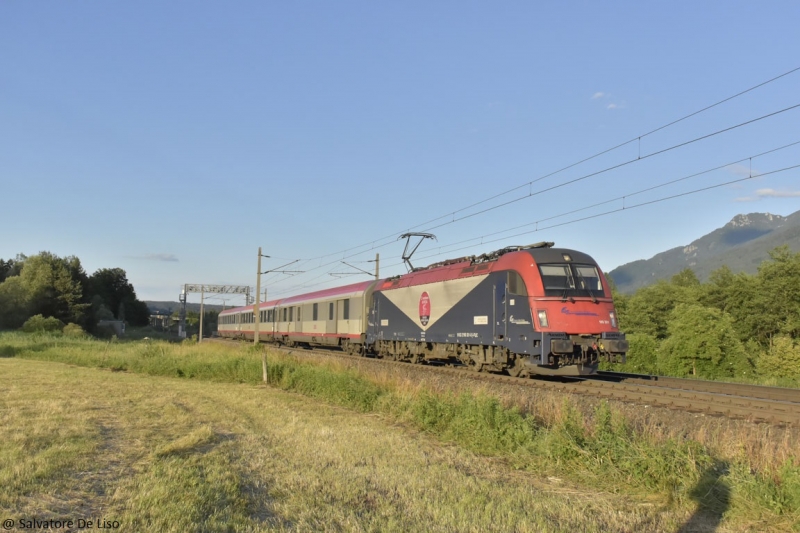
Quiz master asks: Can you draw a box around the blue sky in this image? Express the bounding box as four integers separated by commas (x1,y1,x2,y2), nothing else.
2,1,799,305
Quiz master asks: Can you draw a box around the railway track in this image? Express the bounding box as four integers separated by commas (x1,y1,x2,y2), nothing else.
210,338,800,427
596,370,800,403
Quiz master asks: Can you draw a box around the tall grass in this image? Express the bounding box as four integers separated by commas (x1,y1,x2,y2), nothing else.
3,331,799,530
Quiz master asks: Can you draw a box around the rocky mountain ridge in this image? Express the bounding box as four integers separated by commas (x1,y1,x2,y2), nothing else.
608,209,800,293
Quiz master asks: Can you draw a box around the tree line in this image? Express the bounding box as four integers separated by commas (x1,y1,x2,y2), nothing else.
612,245,800,382
0,252,150,333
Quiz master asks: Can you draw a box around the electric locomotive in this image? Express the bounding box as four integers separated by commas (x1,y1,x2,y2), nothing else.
218,242,628,376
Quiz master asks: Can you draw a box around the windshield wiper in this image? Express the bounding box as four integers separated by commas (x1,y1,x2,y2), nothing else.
575,268,599,304
561,274,575,303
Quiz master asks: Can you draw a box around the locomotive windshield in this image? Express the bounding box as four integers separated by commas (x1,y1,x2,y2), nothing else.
538,263,604,297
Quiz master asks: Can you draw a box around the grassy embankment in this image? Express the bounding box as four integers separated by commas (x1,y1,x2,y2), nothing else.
1,331,799,531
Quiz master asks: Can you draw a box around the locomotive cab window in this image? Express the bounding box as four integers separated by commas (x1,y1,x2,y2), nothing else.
575,266,603,292
539,263,603,298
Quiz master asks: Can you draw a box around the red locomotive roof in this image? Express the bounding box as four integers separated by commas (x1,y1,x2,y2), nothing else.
376,252,532,291
375,248,611,299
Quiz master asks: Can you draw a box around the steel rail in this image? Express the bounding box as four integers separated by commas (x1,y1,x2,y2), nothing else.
597,371,800,404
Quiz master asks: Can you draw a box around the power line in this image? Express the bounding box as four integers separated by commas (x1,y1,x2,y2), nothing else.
256,68,800,297
283,65,800,265
399,163,800,266
417,102,800,233
264,94,800,296
399,139,800,261
266,100,800,294
265,154,800,298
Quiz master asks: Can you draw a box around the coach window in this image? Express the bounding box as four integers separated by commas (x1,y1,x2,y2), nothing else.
343,299,350,320
297,307,302,321
282,308,287,322
289,307,293,322
313,303,318,320
329,302,334,320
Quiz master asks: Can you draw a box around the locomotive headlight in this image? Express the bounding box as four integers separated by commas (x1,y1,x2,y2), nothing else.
537,310,549,328
609,311,617,328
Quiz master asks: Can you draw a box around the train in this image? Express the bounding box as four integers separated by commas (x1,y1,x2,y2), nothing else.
218,242,628,376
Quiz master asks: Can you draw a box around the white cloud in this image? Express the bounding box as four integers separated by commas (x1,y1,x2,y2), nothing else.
591,92,623,109
733,188,800,202
143,254,179,262
726,163,762,177
755,188,800,198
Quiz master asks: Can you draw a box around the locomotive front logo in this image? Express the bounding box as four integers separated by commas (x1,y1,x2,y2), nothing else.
419,292,431,326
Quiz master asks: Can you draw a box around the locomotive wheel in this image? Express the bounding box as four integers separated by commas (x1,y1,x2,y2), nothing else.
507,359,529,378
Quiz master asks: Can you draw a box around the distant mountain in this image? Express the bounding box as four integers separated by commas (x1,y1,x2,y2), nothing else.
146,301,226,315
609,209,800,293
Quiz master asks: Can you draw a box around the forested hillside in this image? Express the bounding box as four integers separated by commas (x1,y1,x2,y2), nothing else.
0,252,150,333
613,246,800,383
609,210,800,293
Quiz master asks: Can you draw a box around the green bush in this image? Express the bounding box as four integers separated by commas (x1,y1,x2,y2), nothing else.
21,314,64,333
62,323,86,338
758,336,800,380
623,332,660,374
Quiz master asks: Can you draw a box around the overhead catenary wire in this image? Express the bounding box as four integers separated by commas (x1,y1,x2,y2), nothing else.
266,97,800,293
247,68,800,299
400,164,800,267
263,153,800,298
395,140,800,262
262,101,800,294
267,161,800,297
418,103,800,233
280,66,800,265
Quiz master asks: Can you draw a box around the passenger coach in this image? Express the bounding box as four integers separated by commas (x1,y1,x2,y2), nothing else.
218,280,378,354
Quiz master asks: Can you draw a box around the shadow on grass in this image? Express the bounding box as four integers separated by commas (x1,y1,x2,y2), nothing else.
0,345,16,358
0,342,56,357
678,461,730,533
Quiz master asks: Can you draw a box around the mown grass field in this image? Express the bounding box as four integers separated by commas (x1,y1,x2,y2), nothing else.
1,331,799,532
